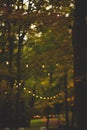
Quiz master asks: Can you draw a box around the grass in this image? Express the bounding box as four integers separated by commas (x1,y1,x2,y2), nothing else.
5,118,63,130
25,118,58,130
30,119,46,128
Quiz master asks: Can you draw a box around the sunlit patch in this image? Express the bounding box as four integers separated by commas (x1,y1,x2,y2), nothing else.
70,3,74,8
30,24,36,29
24,35,28,41
46,5,52,10
35,32,42,37
23,0,29,9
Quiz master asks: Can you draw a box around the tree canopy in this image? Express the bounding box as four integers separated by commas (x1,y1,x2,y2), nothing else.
0,0,74,128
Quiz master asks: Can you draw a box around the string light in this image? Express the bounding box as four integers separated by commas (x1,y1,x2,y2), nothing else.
36,95,39,98
48,73,50,76
16,85,18,88
57,14,60,17
6,61,9,65
56,63,59,67
24,87,26,90
40,96,43,99
42,64,45,68
23,87,59,100
26,64,29,68
3,61,74,101
28,91,31,94
33,94,35,96
3,85,74,103
4,61,60,72
43,97,46,100
16,85,58,100
4,91,8,95
65,13,69,17
19,86,74,103
19,83,21,86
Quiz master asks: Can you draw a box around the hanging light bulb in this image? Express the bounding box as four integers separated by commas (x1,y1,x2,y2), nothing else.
28,91,31,94
33,94,35,96
42,64,45,68
26,64,29,68
6,61,9,65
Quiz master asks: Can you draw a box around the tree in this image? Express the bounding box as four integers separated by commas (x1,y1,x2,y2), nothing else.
0,0,74,129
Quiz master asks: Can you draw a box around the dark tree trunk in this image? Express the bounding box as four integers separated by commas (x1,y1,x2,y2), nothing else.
46,116,49,130
16,29,25,130
72,0,87,130
7,3,14,130
64,71,69,128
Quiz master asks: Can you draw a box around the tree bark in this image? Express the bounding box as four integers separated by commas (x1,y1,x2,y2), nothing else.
72,0,87,129
64,71,69,128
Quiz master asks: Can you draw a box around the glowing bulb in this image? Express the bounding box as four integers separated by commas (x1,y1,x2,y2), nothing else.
36,95,39,98
42,65,45,68
26,64,29,68
19,83,21,86
6,61,9,65
65,13,69,17
28,91,31,93
53,96,56,98
56,63,59,67
5,91,8,95
43,97,46,100
48,73,50,76
33,94,35,96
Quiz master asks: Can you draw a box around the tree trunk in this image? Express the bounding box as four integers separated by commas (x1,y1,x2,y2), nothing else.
64,71,69,128
72,0,87,129
46,115,49,130
7,4,14,130
16,29,25,130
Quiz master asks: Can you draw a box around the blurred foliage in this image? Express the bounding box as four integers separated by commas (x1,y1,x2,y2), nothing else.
0,0,74,127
